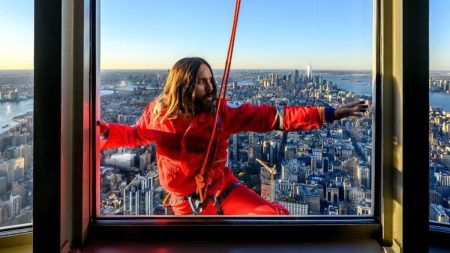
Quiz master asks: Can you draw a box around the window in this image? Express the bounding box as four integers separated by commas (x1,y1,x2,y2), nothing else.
27,0,436,251
98,0,375,217
0,0,34,231
429,0,450,225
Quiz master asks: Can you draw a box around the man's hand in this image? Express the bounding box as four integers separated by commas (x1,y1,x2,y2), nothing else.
334,100,369,120
97,119,110,137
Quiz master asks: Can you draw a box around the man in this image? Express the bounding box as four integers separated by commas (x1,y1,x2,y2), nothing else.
99,57,368,215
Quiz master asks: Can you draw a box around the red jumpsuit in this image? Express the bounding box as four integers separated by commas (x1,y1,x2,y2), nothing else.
101,100,328,215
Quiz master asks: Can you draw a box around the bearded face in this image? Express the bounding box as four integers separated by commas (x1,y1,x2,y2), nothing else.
194,64,217,114
194,89,215,113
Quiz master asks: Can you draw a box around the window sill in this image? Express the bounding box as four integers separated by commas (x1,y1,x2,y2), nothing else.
80,238,384,253
430,224,450,251
0,231,32,251
87,218,381,242
0,245,32,253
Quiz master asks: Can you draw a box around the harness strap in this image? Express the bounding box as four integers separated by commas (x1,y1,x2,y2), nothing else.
187,195,203,215
188,182,241,215
216,182,241,204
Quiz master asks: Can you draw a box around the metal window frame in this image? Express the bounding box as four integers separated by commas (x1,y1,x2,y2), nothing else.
33,0,62,252
29,0,441,251
402,0,430,252
86,0,384,244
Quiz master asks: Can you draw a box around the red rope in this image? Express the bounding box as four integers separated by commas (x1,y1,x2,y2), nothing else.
195,0,242,203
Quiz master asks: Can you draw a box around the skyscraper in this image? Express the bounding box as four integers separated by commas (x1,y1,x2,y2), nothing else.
123,172,160,215
10,193,21,218
307,64,312,81
260,180,276,202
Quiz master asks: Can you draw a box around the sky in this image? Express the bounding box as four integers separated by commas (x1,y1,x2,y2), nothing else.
0,0,449,70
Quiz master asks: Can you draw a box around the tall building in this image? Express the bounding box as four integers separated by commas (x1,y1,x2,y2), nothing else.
284,144,297,160
343,179,352,203
328,205,339,215
342,158,359,187
260,178,276,202
0,206,4,224
139,151,152,171
326,183,339,203
262,140,278,164
430,204,450,223
358,166,371,189
435,171,450,187
281,159,299,182
123,172,160,215
279,201,308,215
304,191,320,214
0,177,6,196
357,199,372,215
322,157,329,173
352,187,366,204
277,180,297,200
312,148,322,161
277,132,288,169
12,182,27,207
16,144,32,169
307,64,312,81
13,157,25,181
10,193,21,218
106,153,136,170
0,160,15,188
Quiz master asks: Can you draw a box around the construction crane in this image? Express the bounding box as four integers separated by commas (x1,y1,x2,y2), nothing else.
256,158,277,181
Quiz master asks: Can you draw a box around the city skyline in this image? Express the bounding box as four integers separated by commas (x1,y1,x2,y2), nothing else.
1,0,449,70
99,68,375,216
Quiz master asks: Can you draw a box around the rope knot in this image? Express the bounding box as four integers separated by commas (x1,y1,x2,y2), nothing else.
195,174,205,189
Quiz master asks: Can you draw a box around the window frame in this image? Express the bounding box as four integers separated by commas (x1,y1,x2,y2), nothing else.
29,0,437,251
401,0,430,250
33,0,63,252
428,0,450,243
88,0,383,239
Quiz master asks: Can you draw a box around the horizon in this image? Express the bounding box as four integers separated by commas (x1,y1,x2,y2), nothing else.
3,68,450,72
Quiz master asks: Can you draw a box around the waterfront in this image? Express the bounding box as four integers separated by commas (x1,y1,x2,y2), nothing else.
1,80,449,134
0,99,33,133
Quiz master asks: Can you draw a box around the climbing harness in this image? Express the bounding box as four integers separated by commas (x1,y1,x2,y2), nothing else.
187,182,241,215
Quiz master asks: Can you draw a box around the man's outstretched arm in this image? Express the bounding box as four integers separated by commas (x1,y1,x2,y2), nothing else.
275,100,369,130
97,103,156,150
224,100,369,134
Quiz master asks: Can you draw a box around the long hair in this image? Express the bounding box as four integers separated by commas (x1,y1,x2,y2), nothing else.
153,57,217,122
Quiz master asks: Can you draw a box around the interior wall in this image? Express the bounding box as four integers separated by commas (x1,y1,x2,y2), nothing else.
390,0,403,249
61,0,74,251
381,0,403,251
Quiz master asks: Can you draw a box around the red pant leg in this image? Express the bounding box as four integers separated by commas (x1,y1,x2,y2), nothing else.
171,185,290,215
217,184,290,215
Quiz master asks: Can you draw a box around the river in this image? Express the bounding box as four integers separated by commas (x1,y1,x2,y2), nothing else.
0,99,33,133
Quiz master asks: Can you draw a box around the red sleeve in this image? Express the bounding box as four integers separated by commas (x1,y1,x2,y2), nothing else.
100,103,156,150
223,101,325,134
282,106,324,131
223,102,279,134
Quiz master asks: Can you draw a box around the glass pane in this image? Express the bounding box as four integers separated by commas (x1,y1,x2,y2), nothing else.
0,1,34,229
99,0,373,216
429,0,450,224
